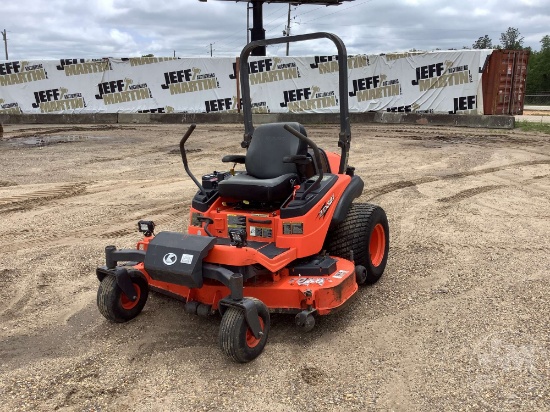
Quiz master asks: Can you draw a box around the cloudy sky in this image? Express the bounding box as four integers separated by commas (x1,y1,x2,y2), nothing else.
1,0,549,60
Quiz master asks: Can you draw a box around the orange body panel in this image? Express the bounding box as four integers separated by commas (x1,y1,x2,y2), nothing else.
325,151,341,174
137,258,357,315
205,246,297,272
189,174,351,269
276,174,350,253
131,156,359,316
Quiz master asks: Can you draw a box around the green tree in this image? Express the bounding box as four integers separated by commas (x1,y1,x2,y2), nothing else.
473,35,493,49
500,27,524,49
535,37,550,91
526,35,550,96
142,53,154,57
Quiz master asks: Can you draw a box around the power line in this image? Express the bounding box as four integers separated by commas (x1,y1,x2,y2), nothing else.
300,0,373,25
263,4,288,19
198,1,372,56
293,4,327,18
206,3,290,55
263,8,292,31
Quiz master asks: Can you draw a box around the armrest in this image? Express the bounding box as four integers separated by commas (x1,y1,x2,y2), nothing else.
283,155,311,165
222,154,246,164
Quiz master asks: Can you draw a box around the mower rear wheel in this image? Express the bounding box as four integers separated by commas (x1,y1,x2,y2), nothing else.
97,275,149,323
324,203,389,285
219,298,270,363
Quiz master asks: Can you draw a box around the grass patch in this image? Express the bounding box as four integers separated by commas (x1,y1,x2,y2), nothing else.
515,120,550,134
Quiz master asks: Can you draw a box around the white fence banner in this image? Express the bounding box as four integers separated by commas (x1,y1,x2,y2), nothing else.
1,50,493,115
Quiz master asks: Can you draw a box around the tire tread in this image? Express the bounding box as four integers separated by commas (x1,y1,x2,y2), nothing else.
97,275,148,323
324,203,389,284
219,298,270,363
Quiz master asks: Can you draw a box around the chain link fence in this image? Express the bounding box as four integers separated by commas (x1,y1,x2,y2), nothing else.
524,92,550,106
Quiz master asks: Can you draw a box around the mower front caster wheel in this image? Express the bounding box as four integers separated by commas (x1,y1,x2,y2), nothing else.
295,312,315,332
97,275,149,323
219,298,270,363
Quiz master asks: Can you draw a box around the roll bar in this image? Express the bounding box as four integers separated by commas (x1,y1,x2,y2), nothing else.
179,123,209,199
239,32,352,174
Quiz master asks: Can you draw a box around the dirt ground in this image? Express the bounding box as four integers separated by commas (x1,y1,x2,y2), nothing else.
523,110,550,116
0,121,549,411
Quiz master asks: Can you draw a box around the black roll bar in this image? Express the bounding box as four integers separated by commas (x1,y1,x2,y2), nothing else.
179,123,209,198
239,32,352,174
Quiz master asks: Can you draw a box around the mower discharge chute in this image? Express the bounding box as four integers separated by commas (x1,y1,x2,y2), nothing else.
96,32,390,363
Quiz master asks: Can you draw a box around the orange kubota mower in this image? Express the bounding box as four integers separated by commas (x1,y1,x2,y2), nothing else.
96,33,389,362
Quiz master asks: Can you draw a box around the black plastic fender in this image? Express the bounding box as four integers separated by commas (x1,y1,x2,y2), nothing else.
330,175,364,229
114,267,138,301
96,266,142,302
218,297,263,339
105,245,146,269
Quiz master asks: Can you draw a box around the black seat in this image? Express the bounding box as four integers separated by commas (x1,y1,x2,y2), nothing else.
218,122,308,202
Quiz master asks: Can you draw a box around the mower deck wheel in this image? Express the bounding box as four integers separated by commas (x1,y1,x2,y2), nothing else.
184,301,200,315
219,298,270,363
97,275,148,323
197,303,213,317
295,312,315,332
355,265,368,286
324,203,389,285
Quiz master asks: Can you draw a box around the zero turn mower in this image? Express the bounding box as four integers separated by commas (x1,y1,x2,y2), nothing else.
96,33,389,362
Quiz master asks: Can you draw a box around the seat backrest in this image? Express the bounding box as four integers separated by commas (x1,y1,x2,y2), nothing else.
245,122,308,179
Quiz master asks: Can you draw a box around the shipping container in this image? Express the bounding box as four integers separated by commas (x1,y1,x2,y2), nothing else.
482,49,530,115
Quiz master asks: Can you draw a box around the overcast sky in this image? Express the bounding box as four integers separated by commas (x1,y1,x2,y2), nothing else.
1,0,549,60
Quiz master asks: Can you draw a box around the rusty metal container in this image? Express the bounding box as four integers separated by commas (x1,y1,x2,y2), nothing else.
482,49,530,115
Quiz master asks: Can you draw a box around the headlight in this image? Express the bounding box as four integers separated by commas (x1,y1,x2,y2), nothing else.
228,228,247,247
137,220,155,236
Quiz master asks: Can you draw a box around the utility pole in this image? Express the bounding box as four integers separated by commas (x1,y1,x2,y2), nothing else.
247,1,252,44
250,1,265,56
210,43,213,57
284,4,291,56
2,29,7,60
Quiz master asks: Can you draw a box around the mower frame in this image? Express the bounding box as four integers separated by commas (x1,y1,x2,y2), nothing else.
96,32,390,363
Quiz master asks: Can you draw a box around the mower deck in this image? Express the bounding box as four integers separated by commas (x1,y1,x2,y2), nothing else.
138,256,357,316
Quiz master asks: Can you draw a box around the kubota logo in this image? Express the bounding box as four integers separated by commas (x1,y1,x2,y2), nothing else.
163,253,177,265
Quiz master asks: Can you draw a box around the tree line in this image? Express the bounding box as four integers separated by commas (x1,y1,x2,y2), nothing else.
471,27,549,95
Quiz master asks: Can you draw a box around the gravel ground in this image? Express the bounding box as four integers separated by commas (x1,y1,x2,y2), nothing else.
0,122,549,411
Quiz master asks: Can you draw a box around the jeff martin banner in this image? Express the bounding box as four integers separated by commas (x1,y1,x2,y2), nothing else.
0,50,492,115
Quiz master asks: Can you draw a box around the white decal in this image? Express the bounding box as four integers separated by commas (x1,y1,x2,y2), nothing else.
318,194,335,218
180,254,193,265
163,253,177,266
332,270,349,279
294,278,325,286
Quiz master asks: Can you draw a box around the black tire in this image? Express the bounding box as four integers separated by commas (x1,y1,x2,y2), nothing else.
219,298,270,363
324,203,389,285
97,275,149,323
